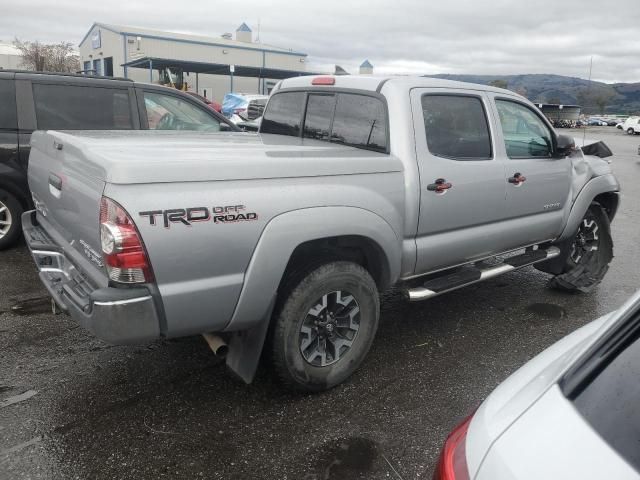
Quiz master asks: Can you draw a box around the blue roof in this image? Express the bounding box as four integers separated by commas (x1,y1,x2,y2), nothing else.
360,60,373,68
237,23,252,32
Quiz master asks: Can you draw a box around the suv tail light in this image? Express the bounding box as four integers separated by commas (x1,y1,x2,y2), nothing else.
433,414,473,480
100,196,154,284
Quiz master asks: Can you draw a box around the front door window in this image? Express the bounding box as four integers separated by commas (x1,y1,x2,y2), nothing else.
495,100,553,158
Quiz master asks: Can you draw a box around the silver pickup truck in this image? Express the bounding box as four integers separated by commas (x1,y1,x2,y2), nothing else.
23,75,620,391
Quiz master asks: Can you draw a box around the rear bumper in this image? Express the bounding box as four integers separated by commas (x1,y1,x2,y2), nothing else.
22,210,161,344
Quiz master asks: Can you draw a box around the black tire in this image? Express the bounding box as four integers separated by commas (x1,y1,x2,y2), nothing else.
627,128,635,135
271,261,380,392
549,203,613,293
0,188,23,250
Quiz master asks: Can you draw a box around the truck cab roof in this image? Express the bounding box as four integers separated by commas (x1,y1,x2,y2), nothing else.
276,74,514,96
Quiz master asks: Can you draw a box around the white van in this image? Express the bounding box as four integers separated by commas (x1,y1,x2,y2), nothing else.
622,116,640,134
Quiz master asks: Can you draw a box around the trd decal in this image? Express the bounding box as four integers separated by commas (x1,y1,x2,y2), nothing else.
139,205,258,228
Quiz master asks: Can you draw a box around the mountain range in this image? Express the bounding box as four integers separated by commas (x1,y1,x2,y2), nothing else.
427,74,640,115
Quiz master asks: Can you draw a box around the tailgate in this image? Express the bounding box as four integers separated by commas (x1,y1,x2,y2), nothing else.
28,130,107,282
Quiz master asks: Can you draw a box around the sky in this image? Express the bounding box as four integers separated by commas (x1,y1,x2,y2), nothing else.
2,0,640,83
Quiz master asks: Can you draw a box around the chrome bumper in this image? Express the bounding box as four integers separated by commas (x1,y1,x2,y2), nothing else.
22,210,161,344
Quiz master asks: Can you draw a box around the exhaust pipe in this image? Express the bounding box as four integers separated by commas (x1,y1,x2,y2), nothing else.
202,333,229,358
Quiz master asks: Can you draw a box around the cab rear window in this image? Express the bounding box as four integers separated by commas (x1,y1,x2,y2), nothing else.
330,94,387,153
261,91,388,153
260,92,305,136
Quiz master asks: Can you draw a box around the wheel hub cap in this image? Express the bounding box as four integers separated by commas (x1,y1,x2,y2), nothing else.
0,200,12,239
299,290,361,367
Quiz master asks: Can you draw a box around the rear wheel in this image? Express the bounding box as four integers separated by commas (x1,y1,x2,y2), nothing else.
271,261,380,392
627,128,635,135
550,203,613,293
0,189,23,250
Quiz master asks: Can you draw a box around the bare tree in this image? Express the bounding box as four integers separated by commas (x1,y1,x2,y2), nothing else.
514,86,528,98
576,87,616,115
488,79,508,89
13,38,80,73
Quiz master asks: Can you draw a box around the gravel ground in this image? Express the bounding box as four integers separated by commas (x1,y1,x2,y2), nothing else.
1,127,638,479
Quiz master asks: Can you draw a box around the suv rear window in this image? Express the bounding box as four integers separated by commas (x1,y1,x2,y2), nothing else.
0,79,17,129
33,84,133,130
260,92,305,136
422,95,492,160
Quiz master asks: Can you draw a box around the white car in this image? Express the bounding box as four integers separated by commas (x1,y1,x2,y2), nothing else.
621,116,640,135
434,291,640,480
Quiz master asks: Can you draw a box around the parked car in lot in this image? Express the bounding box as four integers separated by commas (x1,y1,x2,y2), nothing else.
23,75,619,392
621,116,640,135
0,70,237,250
588,118,608,126
221,93,268,124
185,91,222,113
434,290,640,480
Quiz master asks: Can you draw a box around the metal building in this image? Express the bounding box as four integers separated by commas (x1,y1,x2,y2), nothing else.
78,23,310,102
0,42,21,70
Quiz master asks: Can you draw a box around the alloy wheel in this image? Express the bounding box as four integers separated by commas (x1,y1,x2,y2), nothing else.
570,217,600,264
299,290,361,367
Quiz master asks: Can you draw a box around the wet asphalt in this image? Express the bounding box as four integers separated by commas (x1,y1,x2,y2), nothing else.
1,127,639,480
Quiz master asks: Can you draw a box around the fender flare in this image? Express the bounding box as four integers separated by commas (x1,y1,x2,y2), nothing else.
537,173,619,275
224,206,402,333
558,173,620,242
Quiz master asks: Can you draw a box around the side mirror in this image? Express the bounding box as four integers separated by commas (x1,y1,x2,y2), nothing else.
555,134,575,158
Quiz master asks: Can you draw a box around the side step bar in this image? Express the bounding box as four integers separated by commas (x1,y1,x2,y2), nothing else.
406,247,561,302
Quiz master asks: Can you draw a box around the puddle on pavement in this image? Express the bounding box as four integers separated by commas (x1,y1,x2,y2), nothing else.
527,303,566,320
10,296,53,316
312,437,378,479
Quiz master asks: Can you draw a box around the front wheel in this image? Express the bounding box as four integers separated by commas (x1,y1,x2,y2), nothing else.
550,203,613,293
270,261,380,392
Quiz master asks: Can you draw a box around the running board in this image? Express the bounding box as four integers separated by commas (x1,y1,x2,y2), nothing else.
406,247,561,302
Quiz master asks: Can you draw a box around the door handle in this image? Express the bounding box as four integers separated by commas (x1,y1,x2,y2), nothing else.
427,178,453,194
49,173,63,191
508,173,526,186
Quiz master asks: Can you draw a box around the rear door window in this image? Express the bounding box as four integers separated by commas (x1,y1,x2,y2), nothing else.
0,79,17,129
33,84,133,130
330,94,387,153
143,91,220,131
422,95,492,160
260,92,305,136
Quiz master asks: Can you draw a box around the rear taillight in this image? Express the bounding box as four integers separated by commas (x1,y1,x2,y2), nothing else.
433,414,473,480
100,196,154,284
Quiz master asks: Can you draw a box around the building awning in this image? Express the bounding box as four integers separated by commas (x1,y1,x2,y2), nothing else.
122,56,321,80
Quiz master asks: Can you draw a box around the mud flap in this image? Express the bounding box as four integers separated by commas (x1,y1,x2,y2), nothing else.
225,298,275,384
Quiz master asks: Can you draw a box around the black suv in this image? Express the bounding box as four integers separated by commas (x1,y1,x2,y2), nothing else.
0,70,238,249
